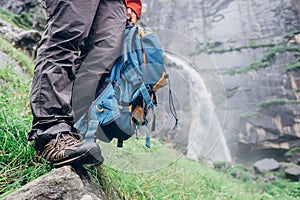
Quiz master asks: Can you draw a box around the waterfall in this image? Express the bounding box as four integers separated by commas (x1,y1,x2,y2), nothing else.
166,53,232,162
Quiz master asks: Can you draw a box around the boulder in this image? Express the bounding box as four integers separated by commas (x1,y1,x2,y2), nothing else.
2,166,106,200
253,158,280,174
284,164,300,181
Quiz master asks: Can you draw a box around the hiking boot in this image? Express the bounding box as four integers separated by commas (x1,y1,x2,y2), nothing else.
35,132,103,168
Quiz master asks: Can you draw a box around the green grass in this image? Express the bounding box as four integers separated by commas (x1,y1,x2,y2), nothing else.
0,37,34,76
0,68,51,197
97,157,300,200
214,163,300,200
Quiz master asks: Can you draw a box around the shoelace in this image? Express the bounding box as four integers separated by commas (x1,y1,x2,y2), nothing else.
54,132,79,148
40,132,80,161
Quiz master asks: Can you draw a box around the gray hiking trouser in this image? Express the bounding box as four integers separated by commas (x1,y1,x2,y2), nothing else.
28,0,127,143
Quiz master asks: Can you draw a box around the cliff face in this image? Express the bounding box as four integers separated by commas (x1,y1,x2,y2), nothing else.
142,0,300,163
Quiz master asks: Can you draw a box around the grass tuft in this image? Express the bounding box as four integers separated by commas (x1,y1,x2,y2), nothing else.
0,68,51,197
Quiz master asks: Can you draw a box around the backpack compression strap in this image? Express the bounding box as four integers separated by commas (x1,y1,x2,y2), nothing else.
76,110,99,142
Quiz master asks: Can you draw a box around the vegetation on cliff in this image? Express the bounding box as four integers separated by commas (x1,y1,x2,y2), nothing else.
226,44,300,75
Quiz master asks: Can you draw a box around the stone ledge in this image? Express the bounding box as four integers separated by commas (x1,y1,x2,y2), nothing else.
2,166,104,200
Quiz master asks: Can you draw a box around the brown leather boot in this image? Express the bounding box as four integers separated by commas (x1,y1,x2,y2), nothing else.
35,132,103,168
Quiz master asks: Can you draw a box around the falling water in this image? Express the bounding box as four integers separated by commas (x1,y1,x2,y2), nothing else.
166,53,232,162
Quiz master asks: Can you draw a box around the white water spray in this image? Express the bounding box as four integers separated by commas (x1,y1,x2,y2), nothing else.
166,53,232,162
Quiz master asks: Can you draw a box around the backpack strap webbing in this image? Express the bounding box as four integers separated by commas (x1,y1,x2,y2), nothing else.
145,126,151,148
117,139,123,148
85,120,99,142
139,84,154,109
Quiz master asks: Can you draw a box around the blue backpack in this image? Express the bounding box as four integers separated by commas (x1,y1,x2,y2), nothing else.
75,25,173,148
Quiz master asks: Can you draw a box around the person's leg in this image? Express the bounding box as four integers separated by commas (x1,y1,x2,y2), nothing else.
72,0,127,123
28,0,103,167
29,0,100,140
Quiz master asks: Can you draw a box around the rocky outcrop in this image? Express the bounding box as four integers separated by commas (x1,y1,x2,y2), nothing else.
0,0,39,14
0,0,45,30
0,17,41,58
2,166,107,200
142,0,300,164
14,29,41,58
0,1,44,57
